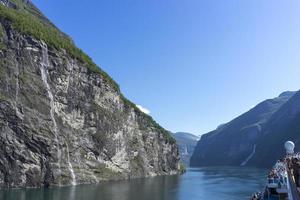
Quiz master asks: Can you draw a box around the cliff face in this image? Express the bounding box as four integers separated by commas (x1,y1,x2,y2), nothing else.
173,132,199,166
191,91,297,168
249,91,300,167
0,0,179,188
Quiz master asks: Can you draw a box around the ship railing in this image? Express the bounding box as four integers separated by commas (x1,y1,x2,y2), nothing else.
287,167,300,200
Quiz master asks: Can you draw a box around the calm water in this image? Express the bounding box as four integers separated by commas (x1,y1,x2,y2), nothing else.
0,167,267,200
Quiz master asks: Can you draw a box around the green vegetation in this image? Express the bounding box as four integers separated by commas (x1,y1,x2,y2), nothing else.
0,4,119,91
19,72,29,83
0,43,5,50
131,155,145,174
10,0,24,10
0,60,7,77
0,91,8,101
0,24,6,50
0,42,5,50
0,24,4,37
179,162,186,174
137,109,176,143
121,94,176,143
94,164,122,179
0,3,175,144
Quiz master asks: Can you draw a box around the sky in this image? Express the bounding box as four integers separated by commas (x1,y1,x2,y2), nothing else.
32,0,300,136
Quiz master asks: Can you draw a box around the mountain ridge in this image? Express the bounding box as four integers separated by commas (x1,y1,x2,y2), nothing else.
191,91,298,168
173,132,199,166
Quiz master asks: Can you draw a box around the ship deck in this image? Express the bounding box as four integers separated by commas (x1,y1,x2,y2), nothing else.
287,168,300,200
252,154,300,200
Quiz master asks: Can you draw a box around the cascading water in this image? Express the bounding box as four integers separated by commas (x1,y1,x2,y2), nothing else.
66,142,76,185
14,62,22,117
241,144,256,166
40,43,76,185
15,64,19,109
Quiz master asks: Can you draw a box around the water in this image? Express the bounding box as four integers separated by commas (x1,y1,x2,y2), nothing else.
40,43,76,185
241,144,256,166
14,61,19,114
66,143,76,186
14,61,23,118
0,167,267,200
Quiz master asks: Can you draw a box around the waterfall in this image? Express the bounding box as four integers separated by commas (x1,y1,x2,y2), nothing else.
241,144,256,166
92,174,99,183
15,62,20,116
66,142,76,185
184,145,188,155
40,44,76,185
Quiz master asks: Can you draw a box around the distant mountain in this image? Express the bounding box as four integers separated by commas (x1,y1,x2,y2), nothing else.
173,132,199,166
191,91,299,168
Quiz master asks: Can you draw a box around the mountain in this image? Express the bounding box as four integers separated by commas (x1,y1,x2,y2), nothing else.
0,0,179,188
173,132,199,166
191,91,298,168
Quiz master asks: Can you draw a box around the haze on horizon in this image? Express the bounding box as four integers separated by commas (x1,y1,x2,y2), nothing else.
32,0,300,136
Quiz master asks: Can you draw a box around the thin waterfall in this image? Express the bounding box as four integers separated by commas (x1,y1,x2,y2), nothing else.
15,62,20,116
40,43,76,185
241,144,256,166
184,145,188,155
66,142,76,185
92,174,98,183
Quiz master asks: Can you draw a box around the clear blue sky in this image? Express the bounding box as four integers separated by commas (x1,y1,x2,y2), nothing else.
32,0,300,136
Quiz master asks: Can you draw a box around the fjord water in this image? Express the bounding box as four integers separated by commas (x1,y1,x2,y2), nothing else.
0,167,266,200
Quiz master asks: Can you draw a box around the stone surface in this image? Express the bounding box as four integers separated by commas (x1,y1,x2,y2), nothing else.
173,132,199,166
191,91,300,168
0,0,179,188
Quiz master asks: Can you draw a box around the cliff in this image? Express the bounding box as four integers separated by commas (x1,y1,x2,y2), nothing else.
191,91,298,168
173,132,199,166
0,0,179,187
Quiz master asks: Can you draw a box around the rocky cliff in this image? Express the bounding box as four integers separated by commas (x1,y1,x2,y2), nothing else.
0,0,179,188
191,91,298,168
173,132,199,166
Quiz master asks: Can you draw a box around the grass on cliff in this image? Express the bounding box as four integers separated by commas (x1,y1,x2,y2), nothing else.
0,23,5,50
0,40,5,50
0,3,176,144
179,163,186,174
0,4,119,92
10,0,24,9
123,95,176,144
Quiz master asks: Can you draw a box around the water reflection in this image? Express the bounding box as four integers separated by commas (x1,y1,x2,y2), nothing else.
0,167,266,200
178,167,267,200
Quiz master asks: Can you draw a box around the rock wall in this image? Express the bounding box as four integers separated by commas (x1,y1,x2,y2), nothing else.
0,2,179,188
191,92,297,168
